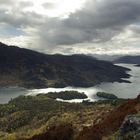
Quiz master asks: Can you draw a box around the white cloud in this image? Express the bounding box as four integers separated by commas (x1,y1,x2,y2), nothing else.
55,42,140,56
22,0,86,17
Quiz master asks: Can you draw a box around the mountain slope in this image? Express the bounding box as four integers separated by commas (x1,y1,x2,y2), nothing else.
0,42,130,88
76,95,140,140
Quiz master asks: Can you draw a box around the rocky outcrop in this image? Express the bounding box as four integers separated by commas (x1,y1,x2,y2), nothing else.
117,115,140,140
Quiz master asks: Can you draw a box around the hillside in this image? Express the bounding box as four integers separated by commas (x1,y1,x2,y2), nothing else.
0,42,130,88
115,55,140,65
77,95,140,140
0,92,139,140
0,93,116,140
29,95,139,140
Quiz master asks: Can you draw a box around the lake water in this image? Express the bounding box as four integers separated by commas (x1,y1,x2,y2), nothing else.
0,87,28,104
0,63,140,104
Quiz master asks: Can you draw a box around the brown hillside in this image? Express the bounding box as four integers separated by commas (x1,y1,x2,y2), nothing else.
77,95,140,140
28,123,74,140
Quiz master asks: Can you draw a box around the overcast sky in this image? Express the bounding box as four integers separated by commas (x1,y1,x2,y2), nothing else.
0,0,140,55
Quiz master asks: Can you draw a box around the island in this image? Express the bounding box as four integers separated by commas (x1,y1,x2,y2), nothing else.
42,91,88,100
96,92,118,100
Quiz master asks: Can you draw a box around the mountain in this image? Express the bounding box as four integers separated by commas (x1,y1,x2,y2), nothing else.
115,55,140,65
0,42,130,88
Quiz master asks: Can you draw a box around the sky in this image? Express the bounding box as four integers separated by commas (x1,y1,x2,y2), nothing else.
0,0,140,55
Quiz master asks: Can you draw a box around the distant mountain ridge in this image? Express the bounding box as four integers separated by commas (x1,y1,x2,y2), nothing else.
0,42,130,88
115,55,140,65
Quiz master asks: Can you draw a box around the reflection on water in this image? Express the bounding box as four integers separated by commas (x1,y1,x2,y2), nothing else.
0,64,140,104
0,87,27,104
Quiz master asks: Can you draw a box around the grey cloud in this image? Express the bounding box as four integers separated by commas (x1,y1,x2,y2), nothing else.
18,1,33,8
0,0,13,5
0,0,33,7
0,11,43,28
129,25,140,35
36,0,140,49
66,0,140,29
0,0,140,54
0,0,37,28
42,2,56,9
